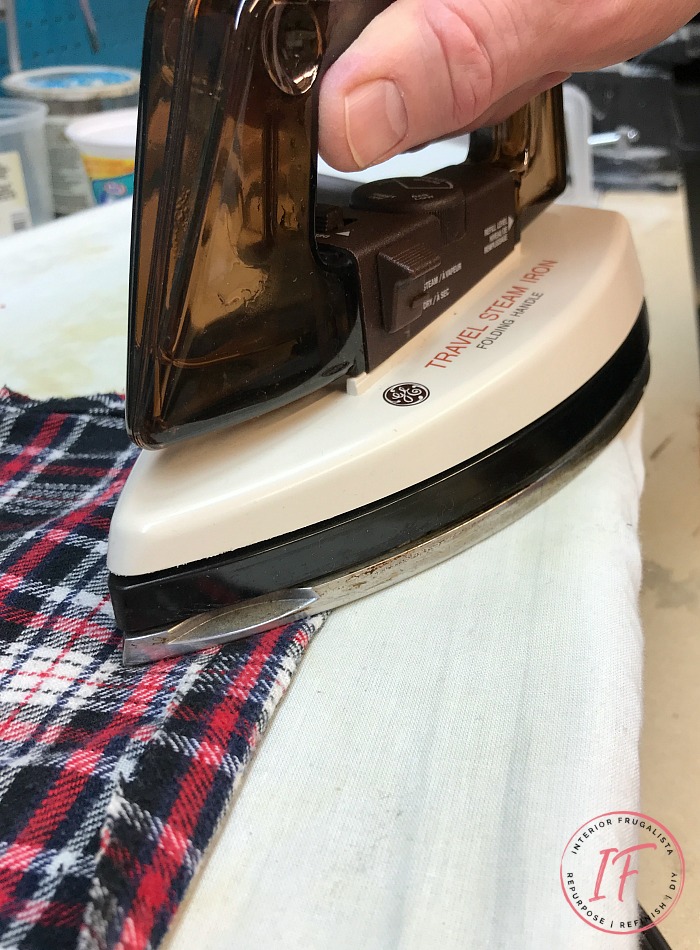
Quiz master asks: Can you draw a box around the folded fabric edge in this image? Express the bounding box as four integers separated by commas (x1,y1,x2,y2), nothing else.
0,387,126,418
78,615,326,950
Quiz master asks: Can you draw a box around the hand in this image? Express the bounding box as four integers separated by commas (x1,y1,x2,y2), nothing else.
319,0,700,171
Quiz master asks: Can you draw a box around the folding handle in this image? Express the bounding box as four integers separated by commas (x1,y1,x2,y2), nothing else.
468,87,567,224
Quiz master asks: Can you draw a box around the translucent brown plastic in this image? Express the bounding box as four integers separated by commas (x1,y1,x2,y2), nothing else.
468,89,567,225
128,0,389,448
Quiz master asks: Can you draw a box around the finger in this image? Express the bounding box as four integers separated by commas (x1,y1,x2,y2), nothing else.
318,0,545,171
319,0,700,172
402,70,572,153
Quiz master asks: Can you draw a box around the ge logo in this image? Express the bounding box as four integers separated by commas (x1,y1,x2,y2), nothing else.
383,383,430,407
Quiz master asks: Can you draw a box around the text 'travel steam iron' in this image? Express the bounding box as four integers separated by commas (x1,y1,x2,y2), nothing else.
108,0,650,665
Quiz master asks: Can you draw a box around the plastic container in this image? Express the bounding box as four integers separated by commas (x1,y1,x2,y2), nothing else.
559,84,598,208
0,98,53,237
66,109,137,205
1,67,140,215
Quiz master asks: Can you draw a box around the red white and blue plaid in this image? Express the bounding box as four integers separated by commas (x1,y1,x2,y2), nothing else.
0,389,321,950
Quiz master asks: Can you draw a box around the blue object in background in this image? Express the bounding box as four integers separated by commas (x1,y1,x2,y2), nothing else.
0,0,149,80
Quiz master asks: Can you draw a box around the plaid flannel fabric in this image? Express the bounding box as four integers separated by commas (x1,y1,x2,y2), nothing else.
0,390,321,950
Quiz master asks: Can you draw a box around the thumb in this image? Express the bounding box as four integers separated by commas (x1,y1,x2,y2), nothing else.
319,0,547,171
318,0,700,171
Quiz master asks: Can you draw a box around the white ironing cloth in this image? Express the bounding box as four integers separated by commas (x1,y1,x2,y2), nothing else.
0,203,645,950
165,414,644,950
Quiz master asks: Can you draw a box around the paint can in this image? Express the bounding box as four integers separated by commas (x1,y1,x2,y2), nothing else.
1,66,139,215
66,108,137,206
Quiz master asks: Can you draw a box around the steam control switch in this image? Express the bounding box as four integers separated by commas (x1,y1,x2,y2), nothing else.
316,164,518,370
377,240,441,332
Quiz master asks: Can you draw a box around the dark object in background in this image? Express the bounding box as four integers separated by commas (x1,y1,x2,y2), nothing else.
639,15,700,310
571,66,682,192
675,74,700,311
574,15,700,311
639,906,674,950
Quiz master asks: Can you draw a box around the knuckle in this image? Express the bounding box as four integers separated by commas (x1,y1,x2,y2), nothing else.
420,0,507,129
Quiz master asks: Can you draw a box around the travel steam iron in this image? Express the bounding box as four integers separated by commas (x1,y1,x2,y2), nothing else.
108,0,649,665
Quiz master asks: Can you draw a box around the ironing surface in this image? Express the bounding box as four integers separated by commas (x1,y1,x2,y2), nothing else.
163,412,644,950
